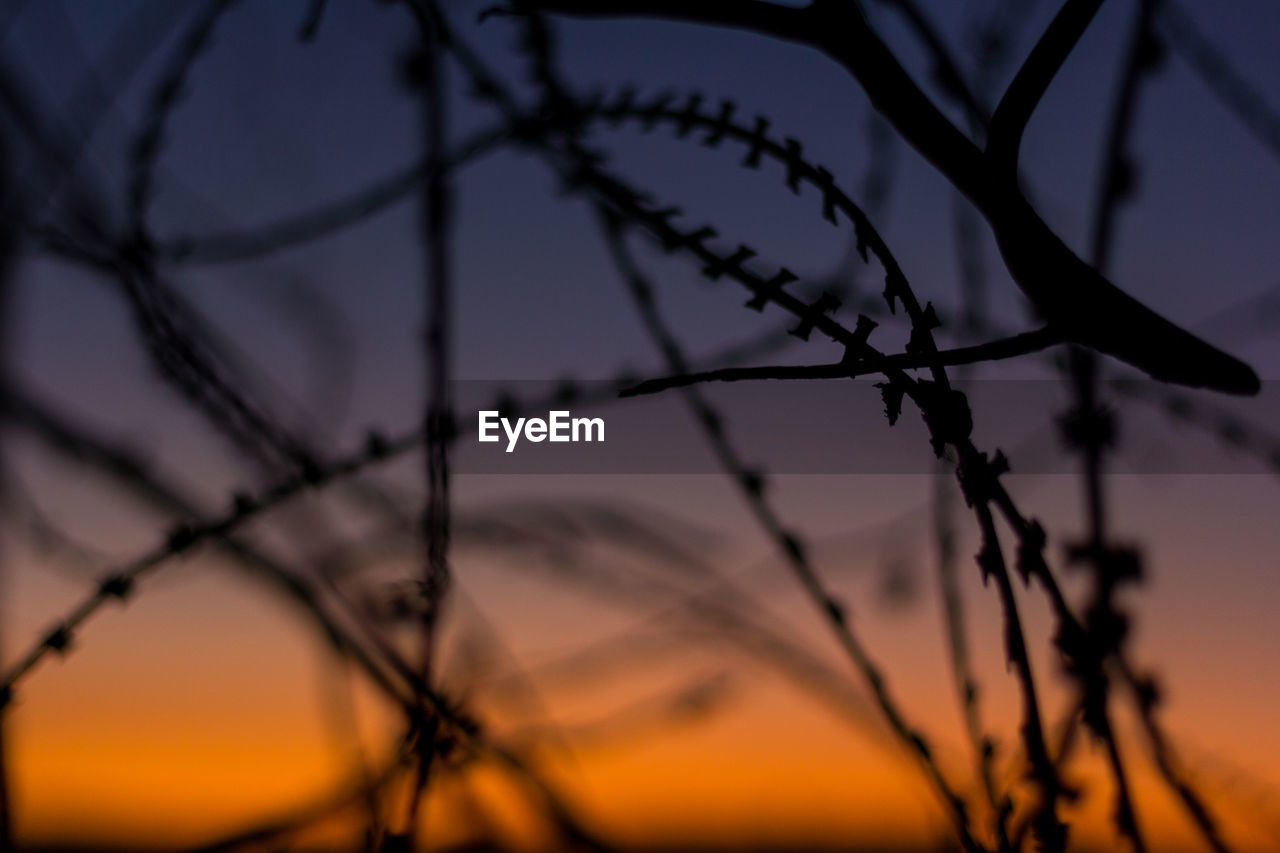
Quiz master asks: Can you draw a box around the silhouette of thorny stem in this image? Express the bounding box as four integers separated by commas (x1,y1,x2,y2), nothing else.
900,3,1013,826
619,330,1061,395
935,8,1022,843
1067,1,1227,850
401,0,456,842
1054,2,1160,852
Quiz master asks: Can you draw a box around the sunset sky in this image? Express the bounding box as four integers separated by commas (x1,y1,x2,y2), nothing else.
2,0,1280,850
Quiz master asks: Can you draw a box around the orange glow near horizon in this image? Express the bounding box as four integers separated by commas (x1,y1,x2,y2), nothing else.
5,475,1280,852
13,665,1280,853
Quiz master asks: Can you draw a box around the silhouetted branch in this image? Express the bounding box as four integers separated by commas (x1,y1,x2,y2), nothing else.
519,0,1259,394
987,0,1104,177
619,327,1063,397
967,487,1064,852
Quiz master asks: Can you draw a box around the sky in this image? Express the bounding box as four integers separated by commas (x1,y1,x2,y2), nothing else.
2,0,1280,850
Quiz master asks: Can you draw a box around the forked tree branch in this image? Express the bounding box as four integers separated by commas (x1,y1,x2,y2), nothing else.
987,0,1106,178
621,327,1063,397
512,0,1260,395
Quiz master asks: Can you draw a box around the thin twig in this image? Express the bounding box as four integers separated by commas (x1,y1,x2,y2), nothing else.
987,0,1105,177
619,327,1063,397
